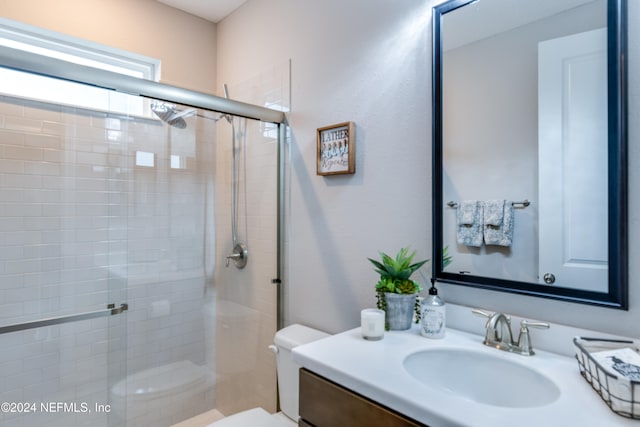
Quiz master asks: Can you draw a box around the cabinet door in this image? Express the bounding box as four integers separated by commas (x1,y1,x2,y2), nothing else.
299,368,427,427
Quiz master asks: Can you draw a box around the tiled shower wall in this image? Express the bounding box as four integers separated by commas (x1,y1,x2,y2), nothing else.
0,88,217,427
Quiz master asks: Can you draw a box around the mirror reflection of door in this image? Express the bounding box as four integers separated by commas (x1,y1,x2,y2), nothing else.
538,28,608,292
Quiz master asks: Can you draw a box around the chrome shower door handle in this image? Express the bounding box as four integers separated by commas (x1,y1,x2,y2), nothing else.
225,243,248,269
0,303,129,335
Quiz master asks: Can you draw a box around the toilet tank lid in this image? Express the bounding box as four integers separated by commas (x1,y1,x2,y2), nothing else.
274,324,329,350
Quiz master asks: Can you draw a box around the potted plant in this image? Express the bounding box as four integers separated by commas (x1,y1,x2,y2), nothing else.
368,247,429,330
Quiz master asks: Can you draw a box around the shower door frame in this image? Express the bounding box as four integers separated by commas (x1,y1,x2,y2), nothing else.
0,46,284,124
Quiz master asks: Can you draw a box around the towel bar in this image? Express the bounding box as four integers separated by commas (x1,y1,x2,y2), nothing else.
447,200,530,209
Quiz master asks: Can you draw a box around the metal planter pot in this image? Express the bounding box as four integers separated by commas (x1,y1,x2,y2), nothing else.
384,293,416,330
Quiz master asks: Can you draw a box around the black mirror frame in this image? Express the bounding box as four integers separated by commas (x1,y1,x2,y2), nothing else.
432,0,628,309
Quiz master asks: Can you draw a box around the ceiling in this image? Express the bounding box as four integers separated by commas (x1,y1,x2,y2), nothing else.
156,0,247,23
443,0,596,51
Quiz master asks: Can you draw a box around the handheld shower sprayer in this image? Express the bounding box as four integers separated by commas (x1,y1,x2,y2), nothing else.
222,83,248,269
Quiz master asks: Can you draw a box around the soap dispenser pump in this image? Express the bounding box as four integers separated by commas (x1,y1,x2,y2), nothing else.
421,280,446,339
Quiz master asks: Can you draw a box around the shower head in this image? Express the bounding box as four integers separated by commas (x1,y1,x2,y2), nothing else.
151,102,195,129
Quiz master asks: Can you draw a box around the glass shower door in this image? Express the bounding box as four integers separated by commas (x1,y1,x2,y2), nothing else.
117,101,217,426
0,64,284,426
0,84,130,427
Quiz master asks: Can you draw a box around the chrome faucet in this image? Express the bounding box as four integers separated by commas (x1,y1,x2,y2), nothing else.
484,312,514,350
472,309,549,356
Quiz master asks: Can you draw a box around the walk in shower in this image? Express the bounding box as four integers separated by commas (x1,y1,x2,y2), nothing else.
0,47,286,427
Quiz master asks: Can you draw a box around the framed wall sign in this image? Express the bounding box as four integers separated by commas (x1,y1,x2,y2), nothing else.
316,121,355,176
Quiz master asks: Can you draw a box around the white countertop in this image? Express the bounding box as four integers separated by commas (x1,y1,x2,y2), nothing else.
292,325,637,427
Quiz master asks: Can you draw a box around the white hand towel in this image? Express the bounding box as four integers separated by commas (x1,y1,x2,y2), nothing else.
457,200,483,247
484,200,513,246
483,200,504,226
457,200,478,225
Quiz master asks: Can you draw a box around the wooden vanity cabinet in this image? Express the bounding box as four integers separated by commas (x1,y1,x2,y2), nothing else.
298,368,427,427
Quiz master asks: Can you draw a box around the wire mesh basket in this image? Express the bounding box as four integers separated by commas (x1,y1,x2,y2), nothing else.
573,337,640,419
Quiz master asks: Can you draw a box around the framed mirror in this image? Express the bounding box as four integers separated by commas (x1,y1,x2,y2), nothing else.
432,0,628,308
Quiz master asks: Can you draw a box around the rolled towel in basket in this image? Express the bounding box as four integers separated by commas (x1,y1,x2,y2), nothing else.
457,200,482,247
483,200,513,246
591,348,640,415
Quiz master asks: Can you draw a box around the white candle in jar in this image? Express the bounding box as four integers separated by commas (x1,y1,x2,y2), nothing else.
361,308,385,340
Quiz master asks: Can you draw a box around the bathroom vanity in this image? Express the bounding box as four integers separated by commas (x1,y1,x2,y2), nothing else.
299,368,423,426
293,325,638,427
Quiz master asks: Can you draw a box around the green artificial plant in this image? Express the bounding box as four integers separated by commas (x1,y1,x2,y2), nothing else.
368,247,429,317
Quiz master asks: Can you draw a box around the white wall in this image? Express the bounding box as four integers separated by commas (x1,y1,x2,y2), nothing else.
0,0,217,94
217,0,432,333
217,0,640,338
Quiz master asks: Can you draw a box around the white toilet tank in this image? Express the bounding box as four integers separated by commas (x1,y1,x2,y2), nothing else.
273,324,329,421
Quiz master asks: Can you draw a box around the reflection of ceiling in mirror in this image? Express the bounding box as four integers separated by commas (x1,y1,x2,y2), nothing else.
443,0,599,51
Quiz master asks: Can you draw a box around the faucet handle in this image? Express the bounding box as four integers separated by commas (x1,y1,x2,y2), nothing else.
472,310,493,328
521,320,550,330
517,320,550,355
471,309,511,323
471,309,491,318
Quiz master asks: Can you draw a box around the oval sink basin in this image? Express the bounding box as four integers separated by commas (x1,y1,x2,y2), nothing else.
403,348,560,408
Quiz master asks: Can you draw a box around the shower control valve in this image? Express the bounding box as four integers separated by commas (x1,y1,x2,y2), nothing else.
225,254,240,267
225,243,248,269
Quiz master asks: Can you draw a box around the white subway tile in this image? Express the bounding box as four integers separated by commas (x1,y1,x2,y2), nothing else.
0,129,25,146
24,134,61,149
23,161,60,176
4,116,42,133
0,159,24,174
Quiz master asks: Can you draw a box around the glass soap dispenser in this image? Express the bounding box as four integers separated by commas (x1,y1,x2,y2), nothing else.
421,280,446,339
